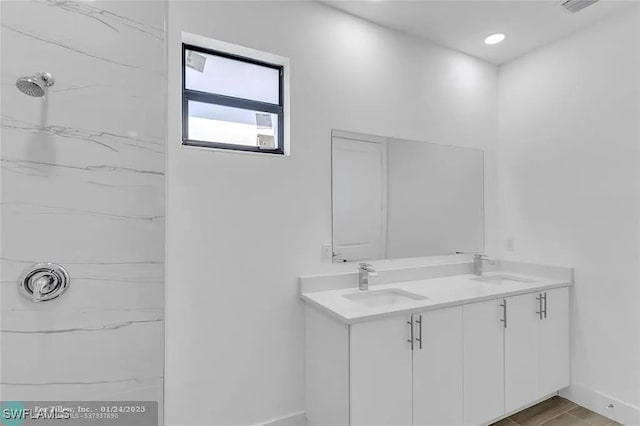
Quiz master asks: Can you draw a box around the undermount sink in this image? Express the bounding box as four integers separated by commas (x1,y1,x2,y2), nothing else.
471,274,538,284
343,289,428,307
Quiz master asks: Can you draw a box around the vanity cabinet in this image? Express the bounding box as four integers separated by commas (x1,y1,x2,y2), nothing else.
304,286,570,426
463,299,505,425
504,287,570,413
350,306,463,426
538,287,570,396
504,292,540,413
413,306,464,426
350,315,413,426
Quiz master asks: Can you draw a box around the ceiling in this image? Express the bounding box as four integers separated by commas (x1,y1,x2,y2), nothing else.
325,0,635,64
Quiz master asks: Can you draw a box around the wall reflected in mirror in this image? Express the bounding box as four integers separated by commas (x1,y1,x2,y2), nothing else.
332,130,484,262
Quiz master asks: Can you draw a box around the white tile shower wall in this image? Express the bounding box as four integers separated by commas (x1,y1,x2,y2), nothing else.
0,0,165,416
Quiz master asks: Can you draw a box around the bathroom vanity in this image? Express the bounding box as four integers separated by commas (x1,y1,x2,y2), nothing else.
319,131,573,425
301,261,572,426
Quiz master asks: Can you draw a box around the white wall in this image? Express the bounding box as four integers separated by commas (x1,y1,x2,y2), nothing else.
498,5,640,419
165,2,498,425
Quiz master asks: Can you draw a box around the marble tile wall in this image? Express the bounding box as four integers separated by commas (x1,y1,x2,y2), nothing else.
0,0,166,418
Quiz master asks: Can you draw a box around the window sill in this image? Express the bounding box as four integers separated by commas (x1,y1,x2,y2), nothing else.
180,141,290,158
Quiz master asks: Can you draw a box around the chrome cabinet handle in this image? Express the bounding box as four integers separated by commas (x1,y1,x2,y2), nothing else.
500,299,507,328
415,315,423,350
536,294,543,320
407,317,414,351
543,292,548,319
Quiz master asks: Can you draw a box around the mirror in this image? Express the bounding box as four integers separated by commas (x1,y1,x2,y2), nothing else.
332,130,484,262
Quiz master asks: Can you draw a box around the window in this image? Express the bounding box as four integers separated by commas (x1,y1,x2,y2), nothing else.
182,43,285,154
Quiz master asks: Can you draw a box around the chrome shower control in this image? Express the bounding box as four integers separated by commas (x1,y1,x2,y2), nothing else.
18,263,70,302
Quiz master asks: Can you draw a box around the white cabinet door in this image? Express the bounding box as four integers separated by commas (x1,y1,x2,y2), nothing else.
463,299,505,425
504,293,540,413
539,287,570,396
413,306,464,426
350,315,413,426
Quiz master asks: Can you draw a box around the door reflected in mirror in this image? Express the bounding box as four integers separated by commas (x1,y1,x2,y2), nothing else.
332,130,484,262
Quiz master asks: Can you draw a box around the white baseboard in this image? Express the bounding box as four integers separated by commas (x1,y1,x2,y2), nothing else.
561,385,640,425
260,412,307,426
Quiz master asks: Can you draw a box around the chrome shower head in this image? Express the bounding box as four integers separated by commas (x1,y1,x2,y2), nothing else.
16,72,55,98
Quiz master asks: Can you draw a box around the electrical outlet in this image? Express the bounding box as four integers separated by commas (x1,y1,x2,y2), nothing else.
321,244,332,263
506,238,515,252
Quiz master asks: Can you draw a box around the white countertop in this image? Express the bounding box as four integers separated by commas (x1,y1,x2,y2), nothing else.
301,271,572,324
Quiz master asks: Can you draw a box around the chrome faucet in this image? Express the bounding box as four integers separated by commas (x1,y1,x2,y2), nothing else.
358,263,378,291
473,253,495,276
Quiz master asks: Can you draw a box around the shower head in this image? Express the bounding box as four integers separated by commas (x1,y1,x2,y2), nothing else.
16,72,55,98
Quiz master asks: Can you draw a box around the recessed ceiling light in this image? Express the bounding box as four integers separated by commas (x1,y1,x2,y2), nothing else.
484,33,506,45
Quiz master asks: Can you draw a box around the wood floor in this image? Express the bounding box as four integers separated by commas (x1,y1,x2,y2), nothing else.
490,396,622,426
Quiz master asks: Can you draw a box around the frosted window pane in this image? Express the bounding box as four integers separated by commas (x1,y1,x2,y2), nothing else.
187,101,278,148
185,49,280,105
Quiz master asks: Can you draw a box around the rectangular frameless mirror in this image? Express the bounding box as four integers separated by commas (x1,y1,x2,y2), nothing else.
332,130,484,262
